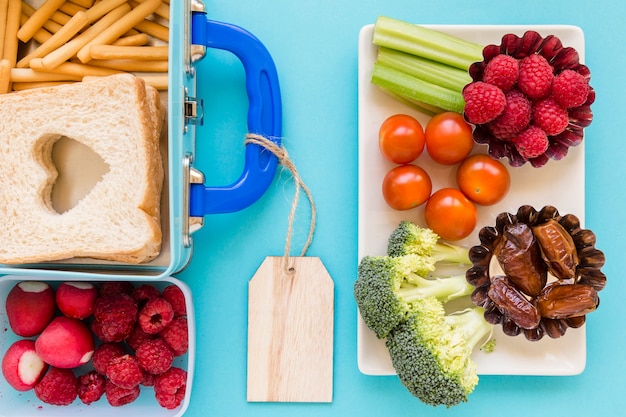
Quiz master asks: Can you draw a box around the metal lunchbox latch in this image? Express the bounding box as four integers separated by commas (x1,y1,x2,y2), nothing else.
184,95,204,126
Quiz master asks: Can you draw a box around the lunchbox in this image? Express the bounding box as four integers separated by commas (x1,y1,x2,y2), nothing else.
0,0,283,280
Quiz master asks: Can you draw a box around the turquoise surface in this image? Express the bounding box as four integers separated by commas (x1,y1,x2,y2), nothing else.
180,1,625,416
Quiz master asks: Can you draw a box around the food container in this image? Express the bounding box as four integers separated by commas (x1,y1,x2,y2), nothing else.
0,276,196,416
0,0,282,280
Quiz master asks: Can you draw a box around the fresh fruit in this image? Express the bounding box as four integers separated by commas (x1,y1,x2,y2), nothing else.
154,367,187,410
382,164,432,210
92,342,126,375
462,82,506,124
2,340,48,391
138,298,175,335
160,316,189,356
515,126,549,160
378,114,426,164
424,188,477,241
106,354,143,389
92,293,138,342
468,31,594,167
56,282,98,319
456,154,510,206
77,370,106,405
162,285,187,317
136,338,175,375
424,112,474,165
488,89,531,140
105,379,141,406
482,54,519,91
5,281,55,337
35,316,95,369
34,367,78,406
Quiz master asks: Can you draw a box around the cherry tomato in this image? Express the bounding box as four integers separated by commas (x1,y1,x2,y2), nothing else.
379,114,426,164
425,112,474,165
382,164,432,210
456,154,511,205
424,188,477,241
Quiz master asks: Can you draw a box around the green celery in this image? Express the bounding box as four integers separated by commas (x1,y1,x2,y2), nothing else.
371,62,465,113
377,47,472,92
372,16,484,71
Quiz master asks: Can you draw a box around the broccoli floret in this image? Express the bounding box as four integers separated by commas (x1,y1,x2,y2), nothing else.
354,254,474,339
385,303,493,407
387,220,471,264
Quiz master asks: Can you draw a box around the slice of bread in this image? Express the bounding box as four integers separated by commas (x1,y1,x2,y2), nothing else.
0,74,164,264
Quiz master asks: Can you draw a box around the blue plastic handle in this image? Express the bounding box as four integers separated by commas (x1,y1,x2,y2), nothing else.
189,11,282,215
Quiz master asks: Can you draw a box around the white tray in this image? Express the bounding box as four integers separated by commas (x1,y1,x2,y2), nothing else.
357,24,587,376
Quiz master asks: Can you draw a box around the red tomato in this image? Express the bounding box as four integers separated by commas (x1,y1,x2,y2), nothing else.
456,154,511,205
382,164,432,210
425,112,474,165
379,114,426,164
424,188,477,241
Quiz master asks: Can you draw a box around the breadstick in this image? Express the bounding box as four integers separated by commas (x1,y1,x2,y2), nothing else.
84,73,168,90
18,0,66,42
10,67,82,82
113,33,150,47
30,58,123,77
134,19,169,43
0,59,10,93
3,0,21,66
40,3,131,70
11,81,74,91
68,0,95,8
76,0,161,64
86,58,168,72
89,45,168,61
21,2,64,35
84,0,129,24
131,0,169,20
48,8,72,26
0,0,9,60
17,11,89,68
21,13,53,44
58,2,87,16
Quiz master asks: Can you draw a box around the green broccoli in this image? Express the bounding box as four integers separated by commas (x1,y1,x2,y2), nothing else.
385,302,493,407
387,220,471,264
354,254,474,339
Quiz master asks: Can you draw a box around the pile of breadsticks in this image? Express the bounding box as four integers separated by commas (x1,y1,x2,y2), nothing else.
0,0,169,94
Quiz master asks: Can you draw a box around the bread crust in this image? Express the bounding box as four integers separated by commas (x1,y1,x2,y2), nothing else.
0,74,165,264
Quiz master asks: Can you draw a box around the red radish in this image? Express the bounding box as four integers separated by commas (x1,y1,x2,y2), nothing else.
2,340,48,391
35,317,95,369
5,281,56,337
56,282,98,319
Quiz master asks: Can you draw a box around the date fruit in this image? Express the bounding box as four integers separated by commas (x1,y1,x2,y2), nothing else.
536,282,599,319
488,276,541,329
533,219,579,279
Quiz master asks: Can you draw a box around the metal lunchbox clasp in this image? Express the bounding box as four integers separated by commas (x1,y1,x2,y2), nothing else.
187,9,283,217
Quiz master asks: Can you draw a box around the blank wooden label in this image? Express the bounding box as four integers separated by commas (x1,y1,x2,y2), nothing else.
247,256,334,402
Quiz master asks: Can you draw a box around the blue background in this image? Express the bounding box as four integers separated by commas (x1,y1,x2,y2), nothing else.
178,1,625,416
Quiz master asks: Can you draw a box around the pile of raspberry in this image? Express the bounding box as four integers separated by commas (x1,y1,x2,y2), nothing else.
34,281,189,409
462,30,595,167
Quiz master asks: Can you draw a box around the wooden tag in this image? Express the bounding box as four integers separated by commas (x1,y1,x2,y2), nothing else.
247,256,334,402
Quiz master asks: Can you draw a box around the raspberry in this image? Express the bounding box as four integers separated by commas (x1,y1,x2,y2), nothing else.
105,379,141,407
136,338,175,375
132,284,161,307
34,367,78,406
551,69,589,108
139,298,175,335
106,354,143,389
77,370,106,405
162,285,187,317
154,367,187,410
126,324,157,351
463,81,506,124
159,316,189,356
483,54,519,91
488,89,532,139
532,98,569,136
99,281,135,298
141,370,156,387
515,126,549,160
92,294,138,342
518,54,554,99
92,342,126,374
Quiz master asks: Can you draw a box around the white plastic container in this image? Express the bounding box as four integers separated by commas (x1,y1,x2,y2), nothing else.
0,276,195,417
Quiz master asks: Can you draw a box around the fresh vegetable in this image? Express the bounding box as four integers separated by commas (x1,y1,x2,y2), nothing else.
468,205,606,340
382,164,432,210
424,188,477,241
424,112,474,165
456,154,510,206
355,222,494,406
378,114,425,164
371,16,483,114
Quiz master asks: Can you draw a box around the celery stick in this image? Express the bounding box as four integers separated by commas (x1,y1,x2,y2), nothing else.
377,47,472,92
373,16,483,71
371,62,465,113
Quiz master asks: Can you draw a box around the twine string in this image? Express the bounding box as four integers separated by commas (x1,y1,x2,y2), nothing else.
244,133,316,274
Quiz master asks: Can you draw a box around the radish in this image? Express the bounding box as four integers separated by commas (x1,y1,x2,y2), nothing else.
2,340,48,391
5,281,56,337
35,317,94,369
56,282,98,319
